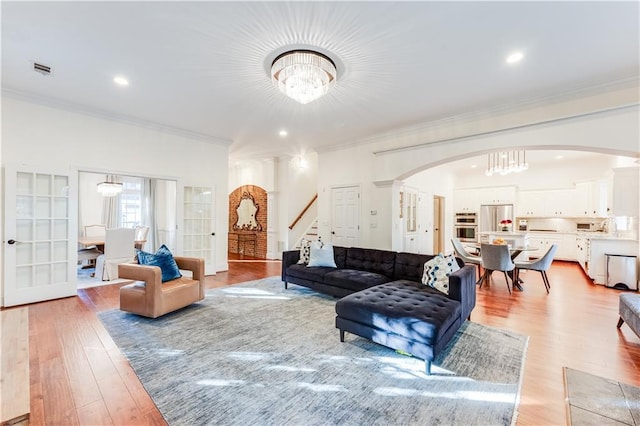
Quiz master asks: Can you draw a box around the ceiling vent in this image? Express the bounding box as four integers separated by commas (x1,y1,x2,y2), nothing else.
33,62,52,76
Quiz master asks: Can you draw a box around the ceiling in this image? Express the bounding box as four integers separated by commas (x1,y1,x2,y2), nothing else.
2,2,639,161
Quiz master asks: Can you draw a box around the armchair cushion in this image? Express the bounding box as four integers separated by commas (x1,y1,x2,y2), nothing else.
137,244,182,282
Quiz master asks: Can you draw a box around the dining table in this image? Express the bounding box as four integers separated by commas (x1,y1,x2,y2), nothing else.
464,243,539,291
78,236,147,253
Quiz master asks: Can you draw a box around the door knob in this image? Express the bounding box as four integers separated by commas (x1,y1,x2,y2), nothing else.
7,239,16,245
211,233,215,236
331,231,335,235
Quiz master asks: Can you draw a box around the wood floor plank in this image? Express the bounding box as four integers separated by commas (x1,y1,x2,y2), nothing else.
21,255,640,425
76,400,113,426
0,308,30,425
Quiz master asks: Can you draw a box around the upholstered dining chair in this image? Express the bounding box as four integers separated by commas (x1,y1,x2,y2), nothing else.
451,238,482,284
95,228,136,281
479,243,515,294
514,244,558,294
84,224,107,238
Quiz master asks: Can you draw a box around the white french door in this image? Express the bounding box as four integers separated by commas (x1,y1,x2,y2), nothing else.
331,186,360,247
183,186,216,275
3,165,77,307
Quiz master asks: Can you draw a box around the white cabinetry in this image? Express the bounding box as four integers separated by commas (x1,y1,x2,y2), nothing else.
479,186,516,205
588,238,639,285
517,190,546,216
527,232,576,261
575,180,610,217
517,189,575,217
545,189,576,217
612,167,639,217
453,189,480,212
575,234,588,272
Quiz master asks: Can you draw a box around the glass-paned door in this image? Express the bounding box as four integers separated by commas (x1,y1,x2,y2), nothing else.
4,165,77,307
183,186,215,275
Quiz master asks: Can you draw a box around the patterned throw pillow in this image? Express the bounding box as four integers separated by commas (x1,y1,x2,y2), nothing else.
421,253,460,294
297,239,311,264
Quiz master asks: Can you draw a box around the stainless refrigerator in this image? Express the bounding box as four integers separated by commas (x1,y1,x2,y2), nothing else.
479,204,514,233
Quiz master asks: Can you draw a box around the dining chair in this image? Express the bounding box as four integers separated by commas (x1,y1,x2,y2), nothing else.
134,225,150,251
479,243,515,294
84,224,107,238
451,238,482,284
78,224,107,266
95,228,136,281
514,244,558,294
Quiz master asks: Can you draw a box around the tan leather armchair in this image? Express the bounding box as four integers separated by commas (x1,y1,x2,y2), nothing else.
118,256,205,318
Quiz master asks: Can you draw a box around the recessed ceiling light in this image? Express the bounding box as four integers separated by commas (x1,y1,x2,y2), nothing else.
506,51,524,64
113,76,129,86
470,164,477,169
555,155,564,160
279,130,288,137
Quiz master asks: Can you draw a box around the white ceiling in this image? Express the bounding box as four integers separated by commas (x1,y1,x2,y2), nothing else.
2,1,639,161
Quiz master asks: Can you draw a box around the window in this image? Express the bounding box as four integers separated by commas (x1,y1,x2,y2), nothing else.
120,177,143,228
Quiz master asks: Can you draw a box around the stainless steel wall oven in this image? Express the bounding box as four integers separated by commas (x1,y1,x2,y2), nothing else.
454,212,478,242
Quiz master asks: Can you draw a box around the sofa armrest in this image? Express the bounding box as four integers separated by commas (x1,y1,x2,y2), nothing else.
282,250,301,281
174,256,205,299
118,263,164,307
447,264,477,322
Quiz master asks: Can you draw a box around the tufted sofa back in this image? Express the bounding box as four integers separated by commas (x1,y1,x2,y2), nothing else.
345,247,396,278
393,252,434,282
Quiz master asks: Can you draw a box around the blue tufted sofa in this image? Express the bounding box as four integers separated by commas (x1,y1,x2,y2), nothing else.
282,246,477,373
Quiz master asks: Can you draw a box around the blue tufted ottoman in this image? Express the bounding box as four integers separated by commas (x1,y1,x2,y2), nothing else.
618,293,640,338
335,280,464,374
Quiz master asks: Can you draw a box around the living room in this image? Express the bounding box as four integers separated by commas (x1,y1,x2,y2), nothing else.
1,2,639,425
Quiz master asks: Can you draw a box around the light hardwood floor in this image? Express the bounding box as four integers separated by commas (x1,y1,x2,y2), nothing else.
5,256,640,425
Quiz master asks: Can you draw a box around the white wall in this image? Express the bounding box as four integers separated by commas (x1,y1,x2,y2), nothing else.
317,102,639,251
2,97,230,285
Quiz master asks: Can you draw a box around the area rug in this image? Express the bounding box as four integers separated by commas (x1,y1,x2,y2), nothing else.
99,277,529,426
564,367,640,425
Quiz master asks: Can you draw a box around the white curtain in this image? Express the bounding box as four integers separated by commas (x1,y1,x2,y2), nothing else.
101,175,121,228
142,178,156,251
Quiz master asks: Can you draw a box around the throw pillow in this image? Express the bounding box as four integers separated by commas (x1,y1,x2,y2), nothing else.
297,239,311,264
307,241,337,268
421,253,459,294
137,244,182,282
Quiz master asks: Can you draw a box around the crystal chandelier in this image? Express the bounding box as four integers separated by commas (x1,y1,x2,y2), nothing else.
97,181,123,197
271,50,337,104
485,150,529,176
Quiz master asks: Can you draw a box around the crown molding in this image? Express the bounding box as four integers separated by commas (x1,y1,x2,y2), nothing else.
2,88,233,147
316,76,640,155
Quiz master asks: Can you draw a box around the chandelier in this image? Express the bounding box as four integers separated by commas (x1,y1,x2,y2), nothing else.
96,181,123,197
485,150,529,176
271,50,337,104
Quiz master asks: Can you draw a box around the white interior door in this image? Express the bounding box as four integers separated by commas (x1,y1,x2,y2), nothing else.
331,186,360,247
3,165,77,307
183,186,215,275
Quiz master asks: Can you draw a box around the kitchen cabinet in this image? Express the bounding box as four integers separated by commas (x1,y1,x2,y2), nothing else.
527,232,576,261
517,190,546,216
612,167,639,217
544,189,576,217
575,234,588,272
517,189,575,217
588,237,639,285
575,180,610,217
479,186,516,205
453,189,481,212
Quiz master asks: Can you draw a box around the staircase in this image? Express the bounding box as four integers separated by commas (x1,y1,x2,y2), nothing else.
296,219,319,248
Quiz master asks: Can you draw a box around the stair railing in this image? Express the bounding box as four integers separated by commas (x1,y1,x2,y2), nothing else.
289,194,318,230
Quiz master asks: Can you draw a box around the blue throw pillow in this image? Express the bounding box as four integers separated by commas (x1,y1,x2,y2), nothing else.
137,244,182,282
